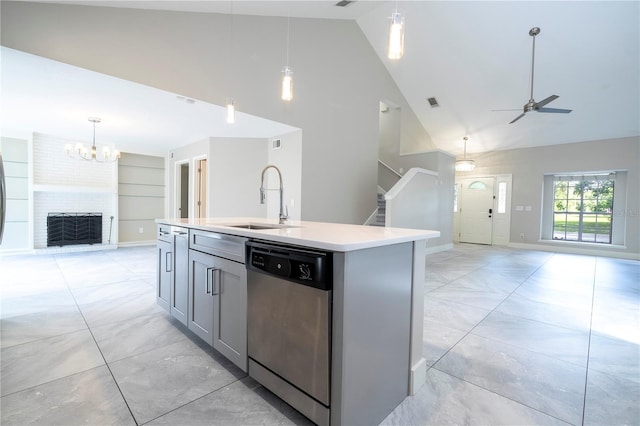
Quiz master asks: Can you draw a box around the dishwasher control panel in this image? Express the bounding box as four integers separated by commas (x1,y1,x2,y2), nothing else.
246,241,332,290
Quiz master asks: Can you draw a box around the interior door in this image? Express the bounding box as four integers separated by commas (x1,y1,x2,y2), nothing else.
459,177,495,245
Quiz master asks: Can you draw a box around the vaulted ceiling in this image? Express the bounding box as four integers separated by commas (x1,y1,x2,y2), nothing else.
3,1,639,156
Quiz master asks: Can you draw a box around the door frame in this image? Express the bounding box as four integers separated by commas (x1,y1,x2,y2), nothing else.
174,159,190,219
453,174,512,246
193,155,208,219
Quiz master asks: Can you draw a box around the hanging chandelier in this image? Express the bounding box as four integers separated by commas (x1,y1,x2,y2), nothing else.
65,117,120,163
455,137,475,172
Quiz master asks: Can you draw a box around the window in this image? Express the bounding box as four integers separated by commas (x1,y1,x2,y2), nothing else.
497,181,507,214
552,174,615,244
468,181,487,190
453,184,458,212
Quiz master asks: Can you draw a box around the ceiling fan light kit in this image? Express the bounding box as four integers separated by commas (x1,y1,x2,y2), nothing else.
508,27,573,124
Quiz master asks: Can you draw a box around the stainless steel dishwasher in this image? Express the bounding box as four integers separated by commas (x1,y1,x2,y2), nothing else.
246,240,332,426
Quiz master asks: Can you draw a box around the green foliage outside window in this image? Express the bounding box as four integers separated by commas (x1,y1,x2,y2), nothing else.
552,177,614,244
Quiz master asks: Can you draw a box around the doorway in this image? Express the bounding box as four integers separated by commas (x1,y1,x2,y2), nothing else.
458,177,495,245
176,161,189,218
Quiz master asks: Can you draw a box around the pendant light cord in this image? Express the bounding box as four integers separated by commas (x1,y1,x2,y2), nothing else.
286,14,290,67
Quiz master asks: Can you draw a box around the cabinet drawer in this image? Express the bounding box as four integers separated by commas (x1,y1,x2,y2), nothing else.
157,224,173,242
190,229,247,263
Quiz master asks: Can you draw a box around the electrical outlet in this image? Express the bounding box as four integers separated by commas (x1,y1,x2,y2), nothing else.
519,233,525,240
139,227,144,234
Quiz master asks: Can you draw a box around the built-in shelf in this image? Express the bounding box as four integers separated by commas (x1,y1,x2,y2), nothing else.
32,184,116,194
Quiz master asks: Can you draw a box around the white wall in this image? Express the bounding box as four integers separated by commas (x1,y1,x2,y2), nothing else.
465,136,640,258
385,169,439,232
209,137,267,218
167,131,302,221
0,136,30,251
167,139,210,220
0,1,434,225
267,130,303,221
378,102,402,171
399,151,455,249
32,133,118,248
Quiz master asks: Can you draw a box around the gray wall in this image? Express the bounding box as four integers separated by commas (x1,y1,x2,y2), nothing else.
0,1,433,225
209,137,268,218
400,151,456,249
466,136,640,257
0,136,29,250
118,153,165,244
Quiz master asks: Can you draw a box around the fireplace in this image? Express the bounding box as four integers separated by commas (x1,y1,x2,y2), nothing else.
47,213,102,247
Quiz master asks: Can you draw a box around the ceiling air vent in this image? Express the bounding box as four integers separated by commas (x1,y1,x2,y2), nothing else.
427,97,440,108
335,0,356,7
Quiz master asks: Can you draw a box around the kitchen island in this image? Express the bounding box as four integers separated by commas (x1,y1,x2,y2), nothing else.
156,217,439,426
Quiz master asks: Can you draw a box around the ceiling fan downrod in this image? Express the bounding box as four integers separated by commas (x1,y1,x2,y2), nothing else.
528,27,540,104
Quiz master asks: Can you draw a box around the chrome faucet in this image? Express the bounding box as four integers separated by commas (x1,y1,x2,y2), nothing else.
260,165,288,224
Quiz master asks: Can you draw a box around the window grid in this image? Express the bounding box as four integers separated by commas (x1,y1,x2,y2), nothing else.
552,177,614,244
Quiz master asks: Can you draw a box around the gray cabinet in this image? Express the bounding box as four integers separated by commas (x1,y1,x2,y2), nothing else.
187,248,215,344
171,230,189,326
212,256,247,370
157,225,189,326
187,230,248,372
157,238,172,312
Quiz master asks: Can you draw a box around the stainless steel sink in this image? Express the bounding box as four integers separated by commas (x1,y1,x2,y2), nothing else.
226,223,291,230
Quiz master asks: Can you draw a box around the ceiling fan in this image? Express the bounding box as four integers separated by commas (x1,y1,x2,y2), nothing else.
504,27,572,124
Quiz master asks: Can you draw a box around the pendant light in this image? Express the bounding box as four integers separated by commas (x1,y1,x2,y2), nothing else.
281,14,293,101
65,117,120,163
226,98,235,124
388,1,405,60
455,137,475,172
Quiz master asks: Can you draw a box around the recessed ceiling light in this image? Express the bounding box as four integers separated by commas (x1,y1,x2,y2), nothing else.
427,97,440,108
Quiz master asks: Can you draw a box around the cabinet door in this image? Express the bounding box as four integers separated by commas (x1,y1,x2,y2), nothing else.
212,257,247,372
188,249,215,345
157,239,172,313
171,235,188,326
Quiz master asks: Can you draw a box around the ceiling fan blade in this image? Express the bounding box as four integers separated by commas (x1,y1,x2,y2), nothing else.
509,113,526,124
492,108,522,112
535,95,559,108
537,107,572,114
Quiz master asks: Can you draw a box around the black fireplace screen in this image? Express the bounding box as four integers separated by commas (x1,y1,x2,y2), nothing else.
47,213,102,247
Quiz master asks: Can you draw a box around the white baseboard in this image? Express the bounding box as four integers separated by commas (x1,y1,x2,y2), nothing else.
508,242,640,260
32,244,118,255
409,357,427,395
118,240,156,247
425,242,453,255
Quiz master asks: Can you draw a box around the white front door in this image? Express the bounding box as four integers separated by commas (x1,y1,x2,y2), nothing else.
459,177,495,245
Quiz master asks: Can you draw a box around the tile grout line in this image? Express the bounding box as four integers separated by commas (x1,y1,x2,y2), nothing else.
54,253,141,426
428,365,574,425
424,249,570,421
580,256,599,426
427,248,556,368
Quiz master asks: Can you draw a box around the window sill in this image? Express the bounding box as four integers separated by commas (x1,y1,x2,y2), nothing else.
538,239,626,250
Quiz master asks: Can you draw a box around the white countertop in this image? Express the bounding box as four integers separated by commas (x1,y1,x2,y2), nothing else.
156,217,440,252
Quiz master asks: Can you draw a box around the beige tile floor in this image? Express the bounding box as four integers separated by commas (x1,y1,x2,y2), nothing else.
1,244,638,425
